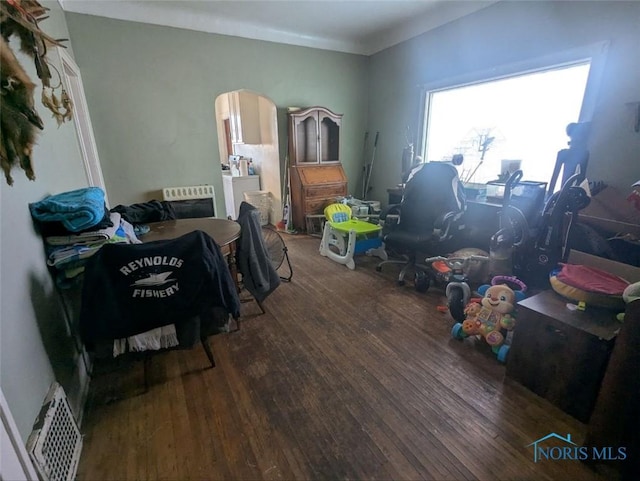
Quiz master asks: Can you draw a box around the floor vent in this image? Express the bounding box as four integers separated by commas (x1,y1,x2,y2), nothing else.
26,383,82,481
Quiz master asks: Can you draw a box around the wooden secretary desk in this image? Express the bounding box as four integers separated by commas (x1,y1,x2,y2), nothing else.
288,106,348,232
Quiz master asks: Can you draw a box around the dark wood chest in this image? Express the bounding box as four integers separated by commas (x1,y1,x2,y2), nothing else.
506,290,620,423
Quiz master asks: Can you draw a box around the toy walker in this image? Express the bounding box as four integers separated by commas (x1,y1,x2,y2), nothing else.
451,275,527,363
319,203,387,270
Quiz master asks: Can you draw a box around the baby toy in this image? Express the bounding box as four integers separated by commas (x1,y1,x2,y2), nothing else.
451,276,526,362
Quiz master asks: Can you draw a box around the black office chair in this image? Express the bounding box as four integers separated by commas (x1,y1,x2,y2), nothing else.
376,162,467,287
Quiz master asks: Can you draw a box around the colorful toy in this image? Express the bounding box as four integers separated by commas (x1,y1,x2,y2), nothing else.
319,203,387,270
451,276,526,362
422,251,489,322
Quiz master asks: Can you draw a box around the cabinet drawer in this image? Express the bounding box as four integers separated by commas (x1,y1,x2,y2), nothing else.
304,183,346,199
304,198,335,215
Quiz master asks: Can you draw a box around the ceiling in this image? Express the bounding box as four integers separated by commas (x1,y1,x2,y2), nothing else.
59,0,497,55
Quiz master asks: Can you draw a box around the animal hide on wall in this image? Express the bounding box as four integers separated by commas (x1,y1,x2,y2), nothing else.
0,0,71,186
0,35,43,184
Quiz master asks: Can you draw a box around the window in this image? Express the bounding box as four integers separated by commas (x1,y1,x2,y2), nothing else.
420,42,608,189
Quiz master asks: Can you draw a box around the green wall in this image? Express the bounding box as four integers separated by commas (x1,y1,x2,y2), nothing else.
367,0,640,204
65,14,370,213
67,3,640,214
1,1,90,440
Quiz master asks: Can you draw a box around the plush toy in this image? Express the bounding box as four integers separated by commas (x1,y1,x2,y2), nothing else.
452,280,526,362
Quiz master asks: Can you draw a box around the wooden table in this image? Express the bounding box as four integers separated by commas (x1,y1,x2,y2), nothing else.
142,217,240,246
141,217,241,287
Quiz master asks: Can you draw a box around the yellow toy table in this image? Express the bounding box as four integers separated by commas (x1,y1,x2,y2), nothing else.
319,203,387,270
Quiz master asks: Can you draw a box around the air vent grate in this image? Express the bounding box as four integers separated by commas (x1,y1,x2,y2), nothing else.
26,383,82,481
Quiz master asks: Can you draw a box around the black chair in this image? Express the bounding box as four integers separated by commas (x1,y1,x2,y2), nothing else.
376,162,467,286
235,202,282,316
79,230,241,375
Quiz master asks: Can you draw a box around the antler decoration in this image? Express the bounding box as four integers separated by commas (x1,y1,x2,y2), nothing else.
0,0,71,185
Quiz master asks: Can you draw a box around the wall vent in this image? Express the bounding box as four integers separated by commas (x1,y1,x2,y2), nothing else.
26,383,82,481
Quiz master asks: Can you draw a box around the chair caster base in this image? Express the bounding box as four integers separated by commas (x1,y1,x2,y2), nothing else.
414,271,430,292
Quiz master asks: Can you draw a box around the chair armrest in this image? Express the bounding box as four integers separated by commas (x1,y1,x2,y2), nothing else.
434,211,462,241
379,203,401,220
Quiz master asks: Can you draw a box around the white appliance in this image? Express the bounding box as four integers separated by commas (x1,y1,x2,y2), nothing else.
222,173,260,219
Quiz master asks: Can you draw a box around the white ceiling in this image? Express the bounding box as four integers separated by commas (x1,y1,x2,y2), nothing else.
59,0,497,55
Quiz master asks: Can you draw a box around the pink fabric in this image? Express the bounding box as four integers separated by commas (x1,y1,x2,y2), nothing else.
556,263,630,295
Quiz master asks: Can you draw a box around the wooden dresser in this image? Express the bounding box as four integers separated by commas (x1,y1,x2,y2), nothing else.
288,107,347,232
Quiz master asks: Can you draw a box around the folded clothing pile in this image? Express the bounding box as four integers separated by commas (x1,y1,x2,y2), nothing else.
29,187,109,233
29,188,140,288
45,212,133,263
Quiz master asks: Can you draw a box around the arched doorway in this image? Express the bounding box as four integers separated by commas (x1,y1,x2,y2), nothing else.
214,90,282,225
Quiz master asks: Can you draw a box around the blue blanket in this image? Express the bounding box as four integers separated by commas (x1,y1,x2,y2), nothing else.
29,187,107,233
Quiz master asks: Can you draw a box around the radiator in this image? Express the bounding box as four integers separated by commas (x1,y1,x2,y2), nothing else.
26,383,82,481
162,185,216,218
162,184,215,202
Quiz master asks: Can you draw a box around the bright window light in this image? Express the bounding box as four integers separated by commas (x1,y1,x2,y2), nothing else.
423,62,591,186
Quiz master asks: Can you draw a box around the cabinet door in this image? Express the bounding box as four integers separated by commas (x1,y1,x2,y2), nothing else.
292,112,319,164
229,92,242,143
237,91,261,144
289,107,343,166
319,112,341,163
229,91,261,145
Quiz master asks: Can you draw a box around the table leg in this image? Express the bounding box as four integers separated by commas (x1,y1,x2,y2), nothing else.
226,240,241,293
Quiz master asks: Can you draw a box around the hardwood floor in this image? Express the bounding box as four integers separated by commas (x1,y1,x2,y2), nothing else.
78,234,612,481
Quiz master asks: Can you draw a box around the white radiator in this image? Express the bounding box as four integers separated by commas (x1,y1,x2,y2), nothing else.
26,383,82,481
162,185,216,218
162,184,215,202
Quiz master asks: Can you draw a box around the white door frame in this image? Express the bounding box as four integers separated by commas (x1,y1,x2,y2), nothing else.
54,47,109,206
1,389,38,481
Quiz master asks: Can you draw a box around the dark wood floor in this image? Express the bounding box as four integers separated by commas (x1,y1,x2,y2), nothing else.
78,234,612,481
